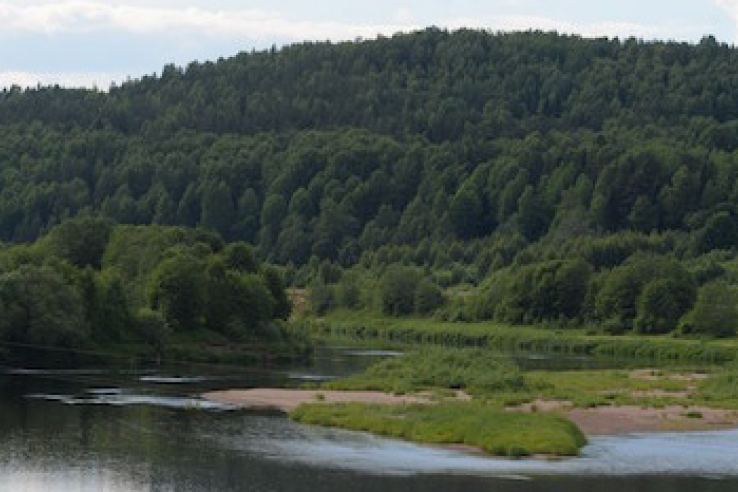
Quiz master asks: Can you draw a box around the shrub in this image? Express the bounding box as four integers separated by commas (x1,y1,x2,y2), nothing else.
414,279,445,315
326,347,533,395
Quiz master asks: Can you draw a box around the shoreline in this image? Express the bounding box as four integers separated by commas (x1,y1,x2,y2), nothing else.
203,388,436,411
202,388,738,436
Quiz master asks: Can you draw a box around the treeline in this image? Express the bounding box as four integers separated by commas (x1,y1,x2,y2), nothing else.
3,29,737,139
0,217,295,364
2,30,738,338
309,233,738,338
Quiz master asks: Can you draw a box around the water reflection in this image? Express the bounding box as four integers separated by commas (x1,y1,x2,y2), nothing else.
0,348,737,492
257,423,738,477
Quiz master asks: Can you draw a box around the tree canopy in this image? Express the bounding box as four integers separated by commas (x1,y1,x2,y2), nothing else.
3,30,738,339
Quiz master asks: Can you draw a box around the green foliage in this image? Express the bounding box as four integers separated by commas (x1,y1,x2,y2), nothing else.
291,402,587,457
135,307,172,351
0,220,297,365
379,266,422,316
495,259,592,324
313,313,738,363
325,347,531,395
91,271,134,342
4,31,738,342
147,252,207,331
635,279,691,335
679,281,738,338
222,242,260,273
102,225,218,307
263,266,292,320
695,212,738,254
307,280,334,315
596,255,696,333
414,279,445,315
701,360,738,399
45,216,114,269
0,31,737,273
334,271,363,309
0,265,87,347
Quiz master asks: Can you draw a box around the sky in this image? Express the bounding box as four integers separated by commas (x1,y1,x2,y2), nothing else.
0,0,736,88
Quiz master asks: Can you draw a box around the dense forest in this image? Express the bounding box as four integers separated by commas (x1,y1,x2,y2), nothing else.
0,217,298,364
3,28,738,338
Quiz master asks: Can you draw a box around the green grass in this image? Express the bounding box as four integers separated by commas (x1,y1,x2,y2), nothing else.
700,360,738,400
322,346,535,395
289,344,738,458
317,344,728,410
307,312,738,363
291,401,587,457
526,369,694,408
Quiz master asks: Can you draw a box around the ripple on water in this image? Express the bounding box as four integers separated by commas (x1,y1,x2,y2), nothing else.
24,391,235,411
138,375,209,384
242,423,738,477
287,373,338,382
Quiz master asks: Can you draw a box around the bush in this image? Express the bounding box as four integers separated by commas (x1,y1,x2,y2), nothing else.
325,347,533,395
135,308,172,351
414,279,445,315
679,281,738,338
307,280,334,315
335,273,362,309
379,266,422,316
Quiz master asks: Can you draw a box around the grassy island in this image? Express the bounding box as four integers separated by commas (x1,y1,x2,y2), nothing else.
291,402,586,457
277,347,738,458
288,347,587,457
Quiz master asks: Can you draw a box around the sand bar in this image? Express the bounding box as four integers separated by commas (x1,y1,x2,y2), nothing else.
204,388,738,436
511,399,738,435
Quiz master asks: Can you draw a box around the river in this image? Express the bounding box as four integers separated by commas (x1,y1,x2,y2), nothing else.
1,347,737,491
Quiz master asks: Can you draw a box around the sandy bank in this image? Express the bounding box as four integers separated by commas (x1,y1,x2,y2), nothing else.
511,399,738,435
567,405,738,434
204,388,738,436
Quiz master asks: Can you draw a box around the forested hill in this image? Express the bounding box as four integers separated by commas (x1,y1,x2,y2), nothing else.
1,28,738,278
3,29,738,136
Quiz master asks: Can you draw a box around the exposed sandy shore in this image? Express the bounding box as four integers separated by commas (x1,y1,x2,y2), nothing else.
203,388,738,436
511,399,738,435
568,405,738,434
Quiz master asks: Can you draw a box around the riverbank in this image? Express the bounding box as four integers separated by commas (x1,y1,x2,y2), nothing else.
204,347,738,459
301,312,738,363
203,388,738,436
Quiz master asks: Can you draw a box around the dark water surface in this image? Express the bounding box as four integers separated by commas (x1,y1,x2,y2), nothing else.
1,348,738,492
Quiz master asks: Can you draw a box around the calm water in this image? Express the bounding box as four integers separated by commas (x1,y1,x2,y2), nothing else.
1,348,738,492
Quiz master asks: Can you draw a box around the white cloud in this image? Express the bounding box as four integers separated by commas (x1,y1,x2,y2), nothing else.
0,2,415,40
0,1,707,42
0,71,126,89
0,1,716,88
